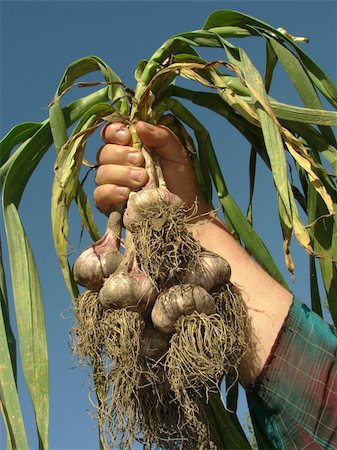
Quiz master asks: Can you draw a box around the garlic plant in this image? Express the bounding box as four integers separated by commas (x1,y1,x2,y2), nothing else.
1,9,336,450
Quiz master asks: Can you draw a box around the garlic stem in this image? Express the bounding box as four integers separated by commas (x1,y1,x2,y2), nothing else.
129,121,166,189
106,203,123,239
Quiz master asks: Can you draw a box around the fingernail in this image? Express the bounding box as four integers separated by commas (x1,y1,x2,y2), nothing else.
127,151,141,165
116,127,127,141
116,127,127,135
115,186,130,197
130,169,144,181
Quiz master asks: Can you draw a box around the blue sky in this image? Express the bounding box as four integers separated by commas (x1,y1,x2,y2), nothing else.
1,1,336,449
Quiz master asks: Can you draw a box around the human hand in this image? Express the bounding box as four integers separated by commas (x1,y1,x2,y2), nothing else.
94,121,210,216
94,121,294,388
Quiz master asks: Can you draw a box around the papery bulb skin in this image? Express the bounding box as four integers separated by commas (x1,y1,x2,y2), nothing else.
123,187,184,230
73,229,122,291
182,252,231,291
99,271,157,314
151,284,215,335
140,321,169,360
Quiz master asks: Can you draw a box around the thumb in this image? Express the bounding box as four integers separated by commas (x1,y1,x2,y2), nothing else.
135,121,206,210
135,121,191,167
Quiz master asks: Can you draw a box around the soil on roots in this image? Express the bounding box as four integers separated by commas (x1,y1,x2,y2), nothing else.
166,285,249,392
72,301,145,449
71,244,248,448
164,287,249,449
212,283,250,356
136,363,185,449
98,309,145,449
135,360,217,450
72,290,103,362
130,199,201,288
72,293,219,449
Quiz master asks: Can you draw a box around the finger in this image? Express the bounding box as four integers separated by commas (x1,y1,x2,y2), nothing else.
101,122,131,145
135,121,203,207
93,184,130,214
95,164,149,190
97,143,145,167
135,121,191,166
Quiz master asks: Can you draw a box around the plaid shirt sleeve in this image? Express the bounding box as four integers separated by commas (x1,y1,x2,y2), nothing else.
247,297,337,450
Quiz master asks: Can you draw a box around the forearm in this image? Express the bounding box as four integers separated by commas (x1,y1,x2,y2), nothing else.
191,214,293,386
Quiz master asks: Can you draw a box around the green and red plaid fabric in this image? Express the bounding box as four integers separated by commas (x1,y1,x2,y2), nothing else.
248,297,337,449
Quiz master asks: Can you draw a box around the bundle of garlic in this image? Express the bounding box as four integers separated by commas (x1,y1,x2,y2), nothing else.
71,126,249,450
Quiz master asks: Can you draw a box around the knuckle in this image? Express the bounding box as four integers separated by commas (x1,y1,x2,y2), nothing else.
93,185,115,214
96,145,105,164
93,188,106,212
94,166,104,185
96,146,108,165
97,144,130,166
